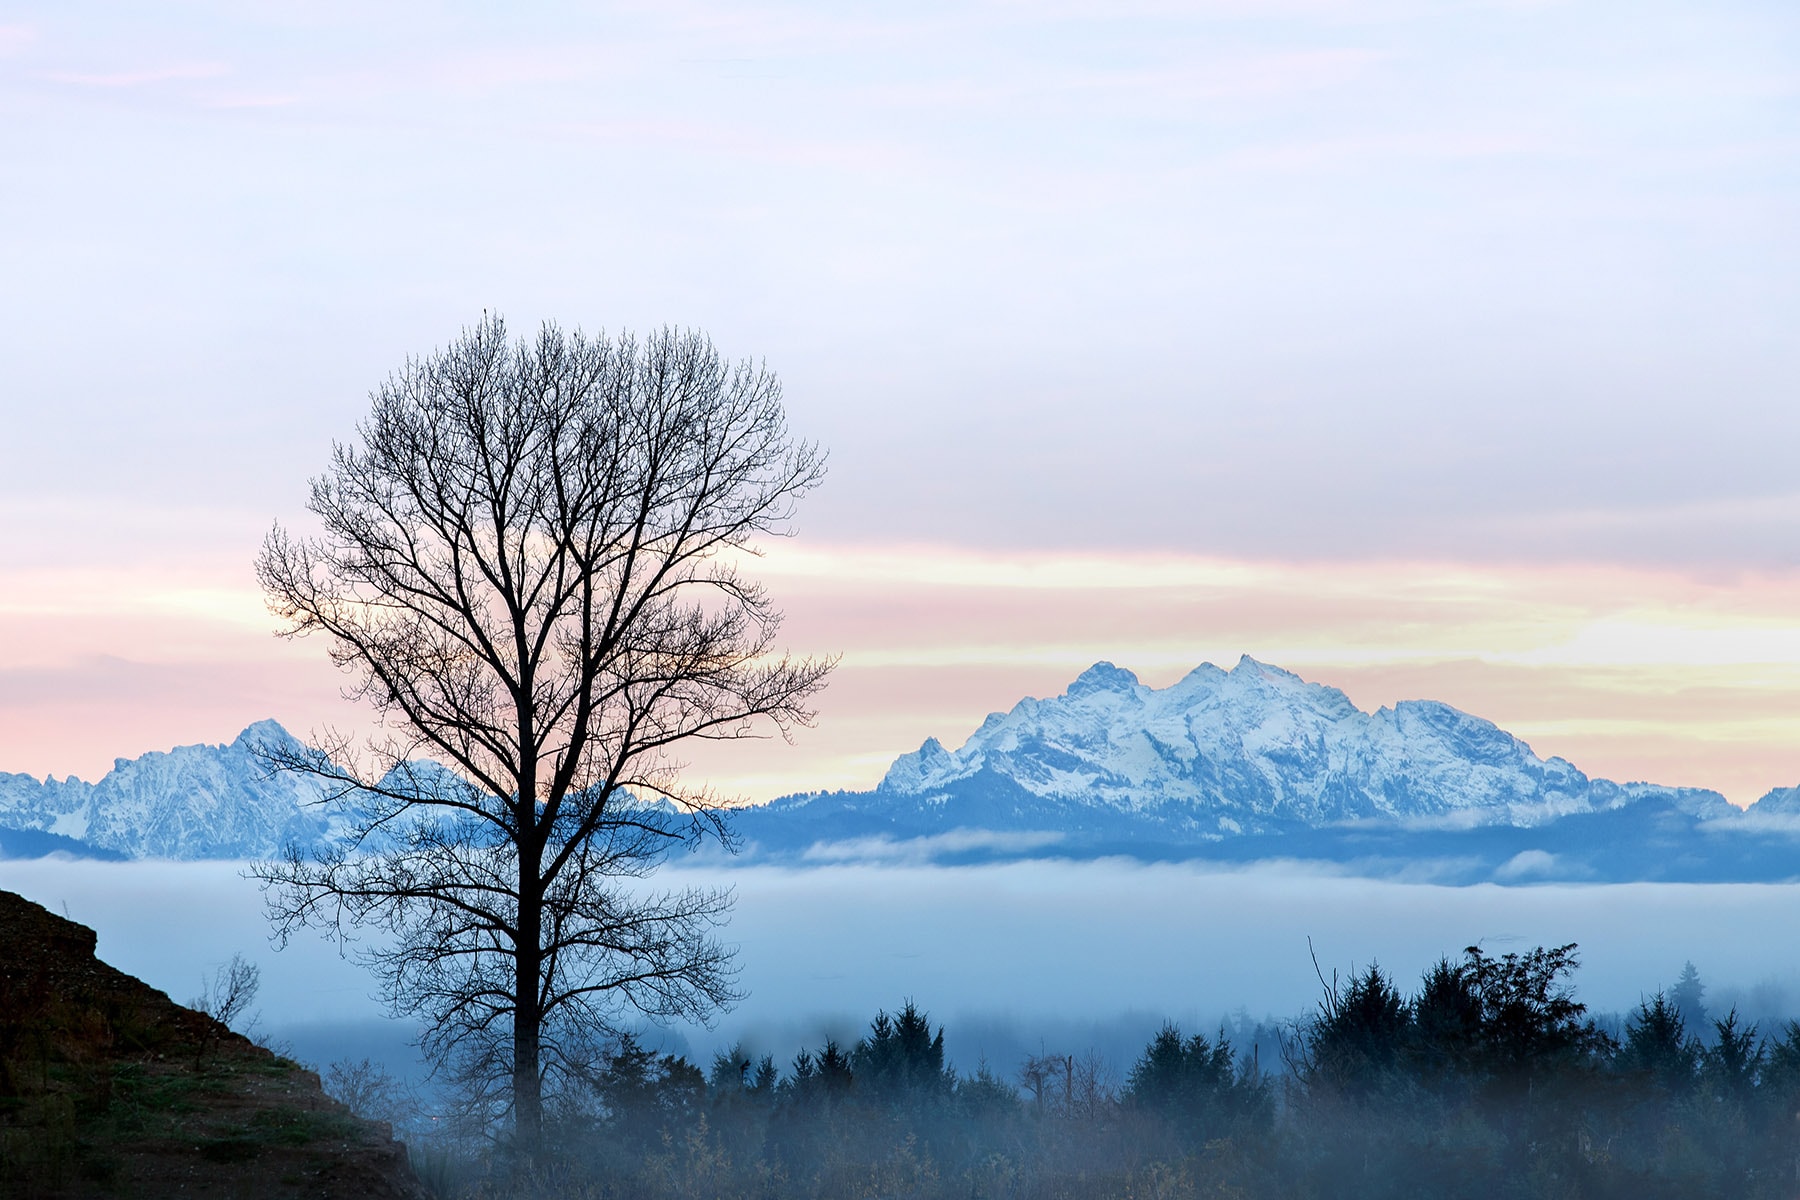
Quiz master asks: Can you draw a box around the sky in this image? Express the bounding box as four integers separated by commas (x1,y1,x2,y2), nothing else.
2,2,1798,803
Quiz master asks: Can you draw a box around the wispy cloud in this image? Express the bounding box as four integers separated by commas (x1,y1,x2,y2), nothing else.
0,566,268,630
11,541,1800,801
1226,129,1551,170
206,91,300,110
44,61,231,88
858,46,1387,112
0,24,33,56
796,829,1068,864
661,541,1800,805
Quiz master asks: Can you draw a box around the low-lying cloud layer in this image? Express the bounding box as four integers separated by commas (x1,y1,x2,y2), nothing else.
5,857,1795,1077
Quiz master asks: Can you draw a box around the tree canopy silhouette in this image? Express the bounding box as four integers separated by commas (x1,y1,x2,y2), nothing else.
252,315,830,1156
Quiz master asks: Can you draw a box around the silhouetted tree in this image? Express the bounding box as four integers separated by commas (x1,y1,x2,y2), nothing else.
780,1038,854,1108
1018,1052,1063,1112
1129,1024,1229,1108
1409,956,1483,1091
590,1034,707,1157
1307,964,1409,1096
708,1042,777,1100
342,956,1800,1199
1460,942,1609,1086
955,1058,1020,1118
1126,1022,1268,1141
1618,991,1698,1093
1670,960,1708,1038
252,316,830,1158
188,952,262,1068
1761,1020,1800,1097
855,1002,952,1104
1700,1008,1763,1103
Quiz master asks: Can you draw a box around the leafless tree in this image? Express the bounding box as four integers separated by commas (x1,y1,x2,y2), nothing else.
251,316,830,1158
1017,1049,1117,1120
188,952,263,1068
191,952,262,1032
325,1056,422,1135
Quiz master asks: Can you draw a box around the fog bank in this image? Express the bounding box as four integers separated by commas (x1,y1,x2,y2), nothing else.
5,856,1794,1073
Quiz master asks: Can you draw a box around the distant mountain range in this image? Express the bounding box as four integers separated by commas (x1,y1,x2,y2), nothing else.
5,658,1800,881
0,721,343,860
733,657,1800,881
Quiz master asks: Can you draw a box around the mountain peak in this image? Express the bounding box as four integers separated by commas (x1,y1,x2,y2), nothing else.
877,734,957,794
1232,654,1299,682
864,654,1621,826
1066,661,1141,697
232,719,299,753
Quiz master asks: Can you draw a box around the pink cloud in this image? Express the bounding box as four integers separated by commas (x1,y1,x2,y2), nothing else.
8,546,1800,806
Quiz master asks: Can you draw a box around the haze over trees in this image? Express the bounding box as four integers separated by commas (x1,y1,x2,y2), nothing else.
337,949,1800,1199
252,316,830,1159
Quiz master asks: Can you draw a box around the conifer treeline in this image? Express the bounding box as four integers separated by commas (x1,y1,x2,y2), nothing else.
421,944,1800,1199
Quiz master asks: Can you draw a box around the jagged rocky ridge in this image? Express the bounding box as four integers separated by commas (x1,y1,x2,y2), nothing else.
0,722,654,862
0,720,346,860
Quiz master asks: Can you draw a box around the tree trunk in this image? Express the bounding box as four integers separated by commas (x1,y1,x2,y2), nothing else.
514,809,544,1161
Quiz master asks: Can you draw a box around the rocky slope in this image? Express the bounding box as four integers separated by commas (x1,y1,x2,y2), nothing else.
0,888,428,1199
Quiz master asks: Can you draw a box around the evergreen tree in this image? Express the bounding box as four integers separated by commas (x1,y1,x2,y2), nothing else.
1409,956,1483,1090
854,1002,952,1103
1670,961,1708,1038
955,1058,1021,1119
1125,1022,1267,1140
709,1042,752,1092
1759,1021,1800,1112
1618,991,1698,1093
1308,964,1409,1097
817,1039,854,1091
590,1034,707,1157
1700,1008,1763,1103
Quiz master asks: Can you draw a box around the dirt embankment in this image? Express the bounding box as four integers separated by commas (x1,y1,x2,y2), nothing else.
0,888,429,1199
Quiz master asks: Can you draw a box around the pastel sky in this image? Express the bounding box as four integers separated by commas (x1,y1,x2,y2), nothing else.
2,2,1798,803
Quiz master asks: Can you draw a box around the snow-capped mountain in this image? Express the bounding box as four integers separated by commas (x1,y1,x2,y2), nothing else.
869,656,1735,832
0,721,342,859
738,658,1793,876
0,724,635,862
6,658,1800,878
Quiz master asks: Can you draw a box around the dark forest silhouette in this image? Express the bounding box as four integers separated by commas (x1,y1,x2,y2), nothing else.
355,945,1800,1199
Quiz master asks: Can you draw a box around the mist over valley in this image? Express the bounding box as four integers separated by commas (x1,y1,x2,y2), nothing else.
6,854,1796,1084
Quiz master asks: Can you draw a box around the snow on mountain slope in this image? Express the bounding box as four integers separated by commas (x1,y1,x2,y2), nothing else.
0,724,631,861
1744,784,1800,819
871,656,1733,832
0,721,341,859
